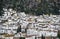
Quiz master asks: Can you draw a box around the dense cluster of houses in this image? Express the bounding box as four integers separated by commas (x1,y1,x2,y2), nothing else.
0,8,60,39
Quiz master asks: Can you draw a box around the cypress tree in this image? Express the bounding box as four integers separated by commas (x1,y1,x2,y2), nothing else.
0,0,4,16
17,25,21,33
41,35,45,39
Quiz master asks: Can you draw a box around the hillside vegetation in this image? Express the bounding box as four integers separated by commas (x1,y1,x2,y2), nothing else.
0,0,60,16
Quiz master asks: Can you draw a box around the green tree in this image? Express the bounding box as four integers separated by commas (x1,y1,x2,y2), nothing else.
41,35,45,39
17,25,21,33
20,37,25,39
58,31,60,38
0,0,4,16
